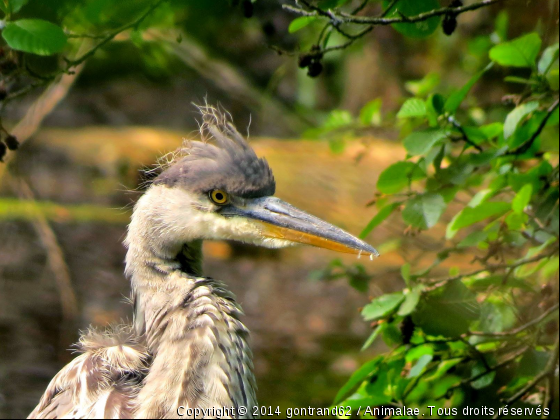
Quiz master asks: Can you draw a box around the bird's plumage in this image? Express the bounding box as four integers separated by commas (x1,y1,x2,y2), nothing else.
29,105,378,419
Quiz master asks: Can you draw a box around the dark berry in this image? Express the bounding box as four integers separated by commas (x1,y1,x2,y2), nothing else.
298,54,313,69
450,0,463,7
242,0,254,18
0,87,7,101
0,141,6,162
5,135,18,151
442,13,458,36
307,60,323,78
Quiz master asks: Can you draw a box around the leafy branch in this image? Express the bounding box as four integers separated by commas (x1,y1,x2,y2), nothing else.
284,0,513,69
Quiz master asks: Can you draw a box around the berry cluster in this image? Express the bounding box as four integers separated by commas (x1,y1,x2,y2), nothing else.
298,45,323,78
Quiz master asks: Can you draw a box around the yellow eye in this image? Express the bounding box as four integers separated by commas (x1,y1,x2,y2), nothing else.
210,189,229,205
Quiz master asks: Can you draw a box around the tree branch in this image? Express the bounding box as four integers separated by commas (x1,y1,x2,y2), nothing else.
469,303,559,337
507,98,560,156
285,0,510,26
425,247,559,290
64,0,167,68
494,336,559,419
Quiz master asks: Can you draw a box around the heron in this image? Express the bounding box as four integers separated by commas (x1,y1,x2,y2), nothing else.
29,106,378,419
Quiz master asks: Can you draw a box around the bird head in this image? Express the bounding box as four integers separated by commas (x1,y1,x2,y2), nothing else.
138,106,378,259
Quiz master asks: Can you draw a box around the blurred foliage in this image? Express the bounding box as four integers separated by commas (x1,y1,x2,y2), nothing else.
1,0,560,418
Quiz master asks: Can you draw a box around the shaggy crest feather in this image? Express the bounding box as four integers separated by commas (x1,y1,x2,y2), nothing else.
153,105,276,198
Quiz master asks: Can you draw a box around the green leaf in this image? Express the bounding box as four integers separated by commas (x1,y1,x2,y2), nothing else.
445,63,493,113
401,263,411,284
447,202,511,239
398,286,423,316
471,361,496,389
361,323,386,351
538,43,559,74
397,98,427,119
11,0,29,13
362,293,405,321
334,357,382,404
405,72,440,97
403,128,448,156
489,32,542,68
2,19,67,56
408,354,433,378
383,0,441,38
360,98,383,126
0,0,28,14
503,101,539,139
413,281,480,337
288,16,318,33
377,161,425,194
324,109,353,129
360,203,400,239
426,358,464,381
512,184,533,215
402,193,447,229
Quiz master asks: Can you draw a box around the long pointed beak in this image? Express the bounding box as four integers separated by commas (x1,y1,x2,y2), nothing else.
221,197,379,258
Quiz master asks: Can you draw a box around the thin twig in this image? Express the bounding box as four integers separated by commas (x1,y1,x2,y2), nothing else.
336,0,510,24
469,304,559,337
507,98,560,156
64,0,167,68
449,115,484,152
425,247,559,290
285,0,509,25
15,180,79,324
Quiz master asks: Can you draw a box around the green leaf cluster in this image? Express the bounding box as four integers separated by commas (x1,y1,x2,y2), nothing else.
334,28,559,417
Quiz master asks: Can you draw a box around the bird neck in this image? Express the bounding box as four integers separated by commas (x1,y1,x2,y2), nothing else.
124,199,257,414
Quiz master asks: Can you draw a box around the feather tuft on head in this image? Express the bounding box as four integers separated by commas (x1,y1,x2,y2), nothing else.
151,104,276,198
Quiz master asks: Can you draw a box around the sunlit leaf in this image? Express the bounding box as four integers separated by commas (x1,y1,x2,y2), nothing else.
2,19,67,55
512,184,533,215
398,286,423,316
538,43,559,74
288,16,318,33
360,203,400,239
334,357,383,404
402,193,446,229
397,98,427,119
447,202,511,239
362,293,405,321
503,101,539,139
408,354,433,378
377,161,425,194
403,128,448,156
489,32,542,68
